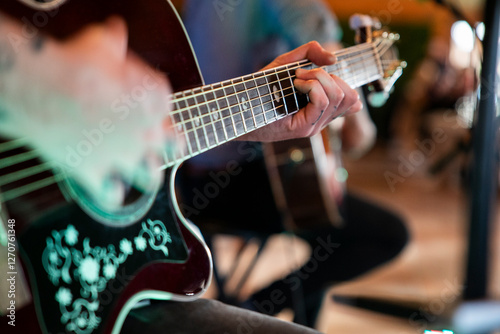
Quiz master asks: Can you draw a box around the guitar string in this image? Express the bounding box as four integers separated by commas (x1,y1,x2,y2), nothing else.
0,138,30,152
169,43,387,124
171,52,380,123
170,41,379,104
169,46,386,130
0,173,64,203
0,41,388,157
170,41,384,108
168,59,380,141
157,41,396,163
0,42,399,200
0,60,372,200
0,46,389,179
172,39,386,104
164,45,384,162
0,47,388,191
166,41,392,132
166,68,383,163
0,161,53,186
173,58,382,142
168,39,395,115
0,72,383,203
0,45,387,159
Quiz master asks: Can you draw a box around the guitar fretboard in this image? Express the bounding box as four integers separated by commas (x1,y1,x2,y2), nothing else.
163,40,385,167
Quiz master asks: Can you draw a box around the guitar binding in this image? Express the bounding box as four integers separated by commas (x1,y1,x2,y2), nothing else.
61,172,162,227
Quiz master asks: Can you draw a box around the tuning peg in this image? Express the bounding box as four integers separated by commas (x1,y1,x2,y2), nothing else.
384,32,401,41
350,14,383,44
349,14,373,30
367,91,390,108
366,61,406,108
349,14,382,30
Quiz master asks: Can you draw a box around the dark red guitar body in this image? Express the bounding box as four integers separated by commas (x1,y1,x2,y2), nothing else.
0,1,212,333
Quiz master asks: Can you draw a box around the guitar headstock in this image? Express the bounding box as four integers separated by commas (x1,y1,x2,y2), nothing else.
349,14,406,107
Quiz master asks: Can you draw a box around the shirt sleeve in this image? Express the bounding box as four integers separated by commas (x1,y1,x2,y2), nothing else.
262,0,343,48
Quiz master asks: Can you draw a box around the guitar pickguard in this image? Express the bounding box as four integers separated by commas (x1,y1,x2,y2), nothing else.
21,183,189,334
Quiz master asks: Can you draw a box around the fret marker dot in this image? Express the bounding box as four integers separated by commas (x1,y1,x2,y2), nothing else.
195,118,201,126
177,124,182,131
273,85,281,102
241,97,248,110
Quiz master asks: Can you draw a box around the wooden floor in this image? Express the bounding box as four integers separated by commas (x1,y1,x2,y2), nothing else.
207,134,500,333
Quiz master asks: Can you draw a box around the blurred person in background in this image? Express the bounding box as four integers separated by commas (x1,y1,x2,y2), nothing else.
179,0,409,328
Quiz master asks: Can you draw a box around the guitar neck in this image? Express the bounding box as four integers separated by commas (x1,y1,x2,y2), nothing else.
163,41,383,167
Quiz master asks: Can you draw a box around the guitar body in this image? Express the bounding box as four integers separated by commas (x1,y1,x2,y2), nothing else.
264,126,344,231
0,1,211,333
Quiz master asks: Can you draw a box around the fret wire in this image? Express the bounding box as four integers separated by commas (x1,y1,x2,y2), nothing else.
166,110,186,164
195,87,211,150
275,66,292,116
234,80,249,133
287,64,300,111
373,40,385,76
242,76,257,129
258,72,277,124
168,100,185,164
352,51,366,85
211,84,230,142
175,96,194,157
163,114,173,164
264,68,279,121
201,86,220,147
185,91,203,153
231,78,247,134
239,77,253,132
253,73,269,125
222,81,239,138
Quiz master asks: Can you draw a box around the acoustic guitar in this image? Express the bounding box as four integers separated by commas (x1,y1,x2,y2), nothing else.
264,16,402,231
0,1,404,333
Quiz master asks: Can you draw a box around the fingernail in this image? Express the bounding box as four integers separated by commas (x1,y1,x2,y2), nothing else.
328,53,337,63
